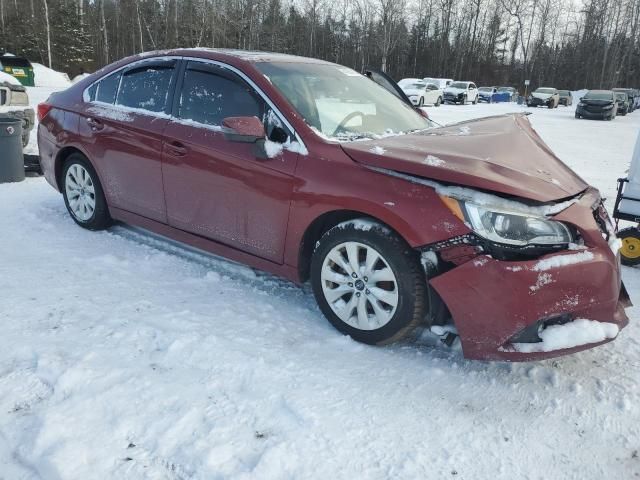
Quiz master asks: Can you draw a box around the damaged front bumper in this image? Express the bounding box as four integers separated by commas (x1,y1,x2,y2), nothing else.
427,188,631,361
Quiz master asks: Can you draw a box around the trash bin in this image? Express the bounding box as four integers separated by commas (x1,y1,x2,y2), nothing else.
0,116,25,183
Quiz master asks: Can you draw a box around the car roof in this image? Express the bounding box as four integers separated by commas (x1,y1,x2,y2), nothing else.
587,89,613,94
135,48,336,66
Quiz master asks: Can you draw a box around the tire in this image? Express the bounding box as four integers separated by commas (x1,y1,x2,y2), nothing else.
310,219,427,345
575,113,581,119
472,95,478,104
462,95,467,105
618,228,640,266
62,153,112,230
418,97,424,107
435,96,441,107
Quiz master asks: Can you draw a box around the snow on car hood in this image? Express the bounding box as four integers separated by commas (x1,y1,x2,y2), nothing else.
532,92,553,100
340,114,588,203
402,88,424,96
444,87,466,94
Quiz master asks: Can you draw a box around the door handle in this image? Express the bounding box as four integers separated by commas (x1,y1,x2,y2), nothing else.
86,117,104,131
166,141,188,157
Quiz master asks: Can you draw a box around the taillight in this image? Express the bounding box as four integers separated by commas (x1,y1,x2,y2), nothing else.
37,103,53,121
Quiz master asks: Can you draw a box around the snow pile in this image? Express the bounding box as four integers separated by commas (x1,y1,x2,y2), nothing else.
32,62,71,88
369,146,386,155
512,319,619,353
0,71,20,86
71,73,91,84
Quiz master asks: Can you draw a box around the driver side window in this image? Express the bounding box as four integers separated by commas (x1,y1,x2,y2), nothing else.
178,62,290,143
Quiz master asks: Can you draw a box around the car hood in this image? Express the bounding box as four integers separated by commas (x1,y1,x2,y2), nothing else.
444,87,466,94
340,114,588,203
402,88,424,96
532,92,553,99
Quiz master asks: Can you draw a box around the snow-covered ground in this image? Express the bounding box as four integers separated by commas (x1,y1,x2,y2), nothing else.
1,97,639,479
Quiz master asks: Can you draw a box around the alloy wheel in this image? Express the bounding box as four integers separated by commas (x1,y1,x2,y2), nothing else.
65,164,96,222
320,241,399,330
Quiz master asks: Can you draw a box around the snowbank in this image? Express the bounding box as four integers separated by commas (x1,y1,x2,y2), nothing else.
0,71,20,86
71,73,91,84
32,62,71,88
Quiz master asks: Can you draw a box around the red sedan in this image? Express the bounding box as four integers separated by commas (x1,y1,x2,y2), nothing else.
37,49,631,360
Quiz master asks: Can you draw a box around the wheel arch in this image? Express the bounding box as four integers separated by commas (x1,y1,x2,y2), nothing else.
54,145,101,191
297,209,404,283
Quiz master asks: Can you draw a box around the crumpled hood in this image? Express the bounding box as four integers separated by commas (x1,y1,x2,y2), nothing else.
340,114,588,203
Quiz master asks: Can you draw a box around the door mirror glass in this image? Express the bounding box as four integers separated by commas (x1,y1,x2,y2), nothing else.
222,116,266,142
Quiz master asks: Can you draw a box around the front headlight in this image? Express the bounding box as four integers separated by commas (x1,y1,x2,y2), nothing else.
603,104,613,110
578,102,586,107
442,198,574,246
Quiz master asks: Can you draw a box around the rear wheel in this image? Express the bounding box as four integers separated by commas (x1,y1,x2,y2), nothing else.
618,228,640,266
435,96,442,107
62,153,111,230
311,220,427,345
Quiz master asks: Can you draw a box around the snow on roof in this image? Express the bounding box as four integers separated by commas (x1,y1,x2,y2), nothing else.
32,62,71,88
0,71,20,86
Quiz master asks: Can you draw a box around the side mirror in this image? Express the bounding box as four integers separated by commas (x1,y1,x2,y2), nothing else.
222,116,266,143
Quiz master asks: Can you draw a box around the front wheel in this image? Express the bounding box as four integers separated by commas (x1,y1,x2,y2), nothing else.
418,97,424,107
62,153,112,230
618,228,640,266
472,95,478,104
311,220,427,345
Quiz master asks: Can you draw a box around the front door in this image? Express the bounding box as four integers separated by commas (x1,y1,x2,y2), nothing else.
161,60,299,263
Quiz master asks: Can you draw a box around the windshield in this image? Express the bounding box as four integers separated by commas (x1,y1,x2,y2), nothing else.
584,91,613,100
478,87,492,92
535,88,556,94
449,82,468,89
404,82,425,90
256,62,432,141
558,90,570,96
615,93,627,100
497,87,512,92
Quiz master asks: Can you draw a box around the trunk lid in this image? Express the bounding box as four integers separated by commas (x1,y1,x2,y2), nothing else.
341,114,588,203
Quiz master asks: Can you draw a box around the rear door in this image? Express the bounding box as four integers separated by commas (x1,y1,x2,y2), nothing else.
80,58,178,222
161,60,299,263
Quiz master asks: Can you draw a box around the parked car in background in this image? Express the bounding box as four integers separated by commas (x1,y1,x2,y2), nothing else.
527,87,560,108
37,49,630,360
423,77,453,90
478,87,497,103
0,72,35,148
443,81,479,104
613,88,636,113
558,90,573,106
614,92,630,116
399,79,443,106
576,90,618,120
497,86,517,101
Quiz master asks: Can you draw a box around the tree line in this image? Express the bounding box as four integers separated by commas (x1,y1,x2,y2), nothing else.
1,0,639,91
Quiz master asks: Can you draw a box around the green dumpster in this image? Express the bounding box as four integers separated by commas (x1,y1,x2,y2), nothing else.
0,55,35,87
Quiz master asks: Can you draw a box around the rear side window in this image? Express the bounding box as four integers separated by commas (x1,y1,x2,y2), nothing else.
116,64,174,112
178,64,263,126
95,71,121,104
